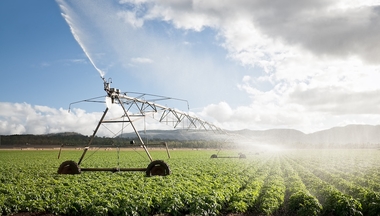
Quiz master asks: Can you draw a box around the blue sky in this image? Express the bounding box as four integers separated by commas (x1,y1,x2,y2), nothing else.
1,0,380,136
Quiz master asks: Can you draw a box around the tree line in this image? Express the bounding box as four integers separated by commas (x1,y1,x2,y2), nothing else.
0,133,233,149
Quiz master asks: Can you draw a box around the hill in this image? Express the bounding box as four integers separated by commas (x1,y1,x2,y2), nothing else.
1,124,380,148
122,125,380,148
234,125,380,148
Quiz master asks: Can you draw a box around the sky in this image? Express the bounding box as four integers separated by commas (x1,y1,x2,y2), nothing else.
1,0,380,137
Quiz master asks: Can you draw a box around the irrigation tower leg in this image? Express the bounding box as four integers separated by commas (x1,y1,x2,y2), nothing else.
117,97,153,162
78,107,109,166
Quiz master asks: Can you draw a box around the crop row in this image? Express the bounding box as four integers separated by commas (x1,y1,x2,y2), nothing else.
280,157,322,215
291,157,380,215
227,156,271,213
286,157,363,215
1,149,380,215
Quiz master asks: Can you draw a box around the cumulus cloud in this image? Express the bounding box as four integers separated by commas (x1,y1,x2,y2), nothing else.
0,102,102,135
141,0,380,64
131,57,153,64
289,87,380,115
0,102,193,136
260,5,380,64
50,0,380,133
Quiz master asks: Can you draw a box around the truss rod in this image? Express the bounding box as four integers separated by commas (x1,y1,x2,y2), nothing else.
115,93,221,132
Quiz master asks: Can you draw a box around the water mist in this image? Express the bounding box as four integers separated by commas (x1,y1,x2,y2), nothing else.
57,0,105,78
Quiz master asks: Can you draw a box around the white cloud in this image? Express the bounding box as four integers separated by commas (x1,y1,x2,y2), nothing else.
50,0,380,134
117,11,144,28
0,102,194,136
68,58,87,64
0,102,101,135
131,57,153,64
201,101,233,122
138,0,380,65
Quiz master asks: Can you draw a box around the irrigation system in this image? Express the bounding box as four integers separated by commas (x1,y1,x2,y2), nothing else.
58,77,223,176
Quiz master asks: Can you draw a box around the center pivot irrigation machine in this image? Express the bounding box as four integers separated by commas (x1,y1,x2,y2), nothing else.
58,77,223,176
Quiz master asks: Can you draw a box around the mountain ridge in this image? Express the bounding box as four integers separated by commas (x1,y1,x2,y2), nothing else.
121,124,380,146
2,124,380,148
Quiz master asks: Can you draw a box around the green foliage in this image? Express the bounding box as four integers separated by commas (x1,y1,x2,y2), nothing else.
282,158,322,216
288,192,322,216
1,149,379,215
256,157,286,215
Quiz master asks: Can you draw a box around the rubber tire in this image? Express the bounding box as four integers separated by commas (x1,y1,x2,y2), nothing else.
239,154,247,159
57,160,81,174
210,154,218,158
146,160,171,177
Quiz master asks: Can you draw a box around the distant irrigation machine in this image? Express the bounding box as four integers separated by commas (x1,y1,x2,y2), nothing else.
210,152,246,159
58,77,222,176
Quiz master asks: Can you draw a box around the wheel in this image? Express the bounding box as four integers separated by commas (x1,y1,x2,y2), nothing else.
210,154,218,158
146,160,171,177
57,160,81,174
239,154,246,159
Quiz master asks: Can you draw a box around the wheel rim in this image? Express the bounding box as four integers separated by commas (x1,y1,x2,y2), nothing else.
211,154,218,158
58,160,81,174
146,160,170,176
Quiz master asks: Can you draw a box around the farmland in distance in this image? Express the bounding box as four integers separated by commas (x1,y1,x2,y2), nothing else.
1,148,380,216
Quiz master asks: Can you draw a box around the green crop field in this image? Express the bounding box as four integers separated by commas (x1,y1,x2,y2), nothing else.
1,148,380,216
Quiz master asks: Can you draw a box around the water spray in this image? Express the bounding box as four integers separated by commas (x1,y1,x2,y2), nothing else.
58,1,105,78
